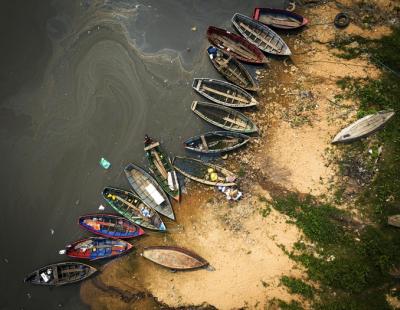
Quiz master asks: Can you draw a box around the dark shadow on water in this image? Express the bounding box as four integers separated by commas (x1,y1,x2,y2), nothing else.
0,0,54,103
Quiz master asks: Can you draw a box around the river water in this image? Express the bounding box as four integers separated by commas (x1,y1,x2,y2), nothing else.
0,0,285,308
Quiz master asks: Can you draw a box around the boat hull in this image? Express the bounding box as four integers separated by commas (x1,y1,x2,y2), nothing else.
142,246,208,270
253,8,308,29
65,237,133,261
184,131,250,154
124,164,175,220
232,13,291,56
207,46,258,91
192,78,258,108
144,137,180,201
24,262,97,286
78,214,145,239
191,100,258,134
207,26,268,64
102,187,167,231
173,156,237,187
332,111,395,143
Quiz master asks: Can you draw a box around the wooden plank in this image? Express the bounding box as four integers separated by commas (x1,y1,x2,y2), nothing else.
223,116,247,128
260,16,301,28
239,22,282,51
216,60,248,86
216,37,257,59
200,135,209,151
144,142,160,151
152,150,168,179
201,85,249,103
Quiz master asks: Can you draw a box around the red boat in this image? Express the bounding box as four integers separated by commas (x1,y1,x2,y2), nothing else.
65,237,133,260
253,8,308,30
78,214,145,239
207,26,268,64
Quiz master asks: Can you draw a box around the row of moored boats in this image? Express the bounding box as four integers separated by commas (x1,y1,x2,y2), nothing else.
24,7,395,287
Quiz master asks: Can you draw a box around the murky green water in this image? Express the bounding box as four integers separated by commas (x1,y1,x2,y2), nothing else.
0,0,285,308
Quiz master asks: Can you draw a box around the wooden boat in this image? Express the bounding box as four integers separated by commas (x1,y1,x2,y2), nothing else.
24,262,96,286
332,111,395,143
207,26,268,64
232,13,291,56
102,187,166,231
191,101,258,134
142,246,208,270
253,8,308,29
192,78,258,108
388,215,400,228
173,156,237,187
125,163,175,220
184,131,250,154
144,135,180,201
78,214,145,239
207,46,258,91
65,237,133,261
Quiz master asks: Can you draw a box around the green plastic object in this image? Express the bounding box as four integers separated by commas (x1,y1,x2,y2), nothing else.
99,157,111,169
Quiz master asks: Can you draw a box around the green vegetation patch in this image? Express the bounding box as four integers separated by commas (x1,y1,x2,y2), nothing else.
280,276,315,299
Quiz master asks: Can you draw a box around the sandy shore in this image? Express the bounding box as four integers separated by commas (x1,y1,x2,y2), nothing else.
81,1,395,308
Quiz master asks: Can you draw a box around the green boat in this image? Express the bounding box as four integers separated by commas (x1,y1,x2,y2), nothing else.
144,135,180,201
102,187,166,231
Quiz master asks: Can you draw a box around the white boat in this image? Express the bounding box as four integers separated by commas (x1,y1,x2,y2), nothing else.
231,13,291,56
332,110,395,143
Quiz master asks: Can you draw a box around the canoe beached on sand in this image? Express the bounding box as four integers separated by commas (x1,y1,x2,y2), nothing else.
253,8,308,29
232,13,291,56
332,110,395,143
184,131,250,154
24,262,97,286
191,101,258,134
78,214,145,239
207,26,268,64
144,135,180,201
65,237,133,261
102,187,166,231
142,246,209,270
173,156,237,187
124,163,175,220
207,46,258,91
192,78,258,108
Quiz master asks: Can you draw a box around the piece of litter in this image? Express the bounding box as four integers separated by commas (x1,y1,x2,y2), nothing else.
50,229,55,235
191,26,197,31
75,199,80,205
59,249,66,255
4,258,9,263
27,293,31,299
221,154,228,160
99,157,111,169
98,205,105,210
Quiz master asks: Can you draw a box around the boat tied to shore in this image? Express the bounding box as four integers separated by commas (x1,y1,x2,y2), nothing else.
206,26,268,64
102,187,166,231
191,101,258,134
232,13,291,56
252,8,308,29
24,262,97,286
142,246,209,270
65,237,133,261
124,163,175,220
144,135,180,201
184,131,250,154
192,78,258,108
78,214,145,239
207,46,258,91
173,156,237,187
